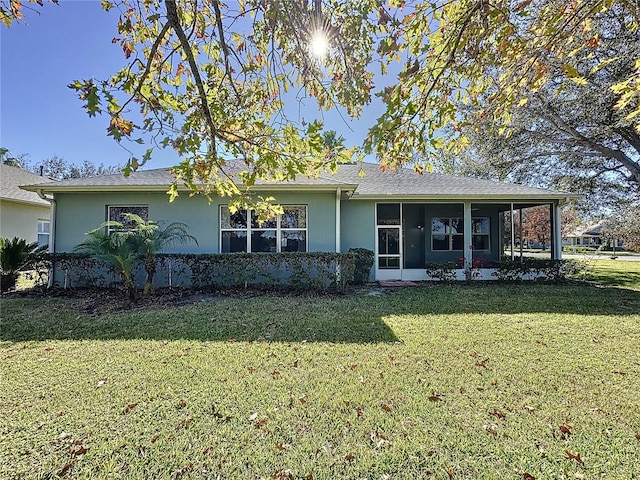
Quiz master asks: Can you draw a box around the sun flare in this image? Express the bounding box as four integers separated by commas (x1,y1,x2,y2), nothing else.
309,29,329,59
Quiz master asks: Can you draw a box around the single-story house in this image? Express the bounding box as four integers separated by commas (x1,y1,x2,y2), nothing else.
22,161,577,282
1,164,53,246
564,222,624,250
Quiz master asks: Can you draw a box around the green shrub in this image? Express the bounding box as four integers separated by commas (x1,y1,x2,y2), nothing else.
425,261,460,282
492,258,580,282
1,237,44,292
347,248,374,284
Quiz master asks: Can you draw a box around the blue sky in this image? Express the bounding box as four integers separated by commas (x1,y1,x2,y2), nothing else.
1,1,380,170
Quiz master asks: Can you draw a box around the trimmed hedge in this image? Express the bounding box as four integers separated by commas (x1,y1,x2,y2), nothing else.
347,248,374,284
490,258,581,282
31,252,360,292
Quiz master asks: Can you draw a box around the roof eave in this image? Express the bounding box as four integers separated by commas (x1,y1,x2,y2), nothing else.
349,193,581,201
21,183,359,194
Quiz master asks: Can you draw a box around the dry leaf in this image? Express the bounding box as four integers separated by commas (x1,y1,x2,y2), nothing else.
522,473,535,480
490,409,506,420
381,403,392,412
564,450,584,465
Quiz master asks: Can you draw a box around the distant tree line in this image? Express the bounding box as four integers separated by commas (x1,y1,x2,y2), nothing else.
1,147,121,180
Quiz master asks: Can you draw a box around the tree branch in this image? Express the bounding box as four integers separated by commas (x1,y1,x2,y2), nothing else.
165,0,218,160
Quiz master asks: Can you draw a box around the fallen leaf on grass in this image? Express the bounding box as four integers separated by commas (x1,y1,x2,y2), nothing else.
271,370,281,379
564,450,584,465
490,409,506,420
559,424,572,437
428,394,443,402
175,418,193,431
475,358,490,368
522,473,535,480
273,469,294,479
484,423,498,435
173,462,194,478
343,453,355,462
635,433,640,441
122,403,138,414
523,405,536,413
57,462,73,477
381,403,392,412
298,395,307,405
445,467,454,479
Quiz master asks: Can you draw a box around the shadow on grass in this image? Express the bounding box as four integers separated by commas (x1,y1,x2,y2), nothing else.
1,283,639,343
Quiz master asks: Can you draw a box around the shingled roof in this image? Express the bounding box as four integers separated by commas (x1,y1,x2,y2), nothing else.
1,164,54,206
21,160,576,201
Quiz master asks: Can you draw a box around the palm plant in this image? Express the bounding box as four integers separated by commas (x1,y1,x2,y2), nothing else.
74,223,139,299
0,237,45,292
120,214,198,296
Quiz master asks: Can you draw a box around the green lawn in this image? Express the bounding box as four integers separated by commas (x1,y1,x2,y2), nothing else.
1,267,639,479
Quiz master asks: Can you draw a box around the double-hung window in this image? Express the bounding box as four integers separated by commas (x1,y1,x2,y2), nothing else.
432,217,464,251
107,205,149,233
37,220,50,247
471,217,491,250
431,217,490,251
220,205,307,253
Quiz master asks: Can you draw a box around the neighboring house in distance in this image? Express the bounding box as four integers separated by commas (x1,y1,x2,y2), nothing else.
564,223,604,248
564,223,623,250
22,161,578,282
0,164,53,246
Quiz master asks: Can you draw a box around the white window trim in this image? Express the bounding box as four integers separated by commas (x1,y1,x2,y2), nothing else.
220,205,308,253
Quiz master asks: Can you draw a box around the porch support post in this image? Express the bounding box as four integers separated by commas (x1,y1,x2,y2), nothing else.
519,208,523,262
552,202,563,260
335,188,341,253
510,203,515,261
464,202,472,272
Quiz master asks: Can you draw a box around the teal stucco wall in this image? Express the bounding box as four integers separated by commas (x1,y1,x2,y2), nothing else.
53,191,337,253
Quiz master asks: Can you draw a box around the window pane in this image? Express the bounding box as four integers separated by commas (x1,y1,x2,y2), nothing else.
432,236,449,250
473,235,490,251
431,218,448,240
450,218,463,234
251,230,277,252
378,228,399,255
281,231,306,252
378,257,400,269
251,211,277,229
452,235,464,251
377,204,400,225
281,206,307,228
109,206,149,223
37,234,48,247
222,231,247,252
38,221,50,234
221,206,247,229
472,217,490,234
